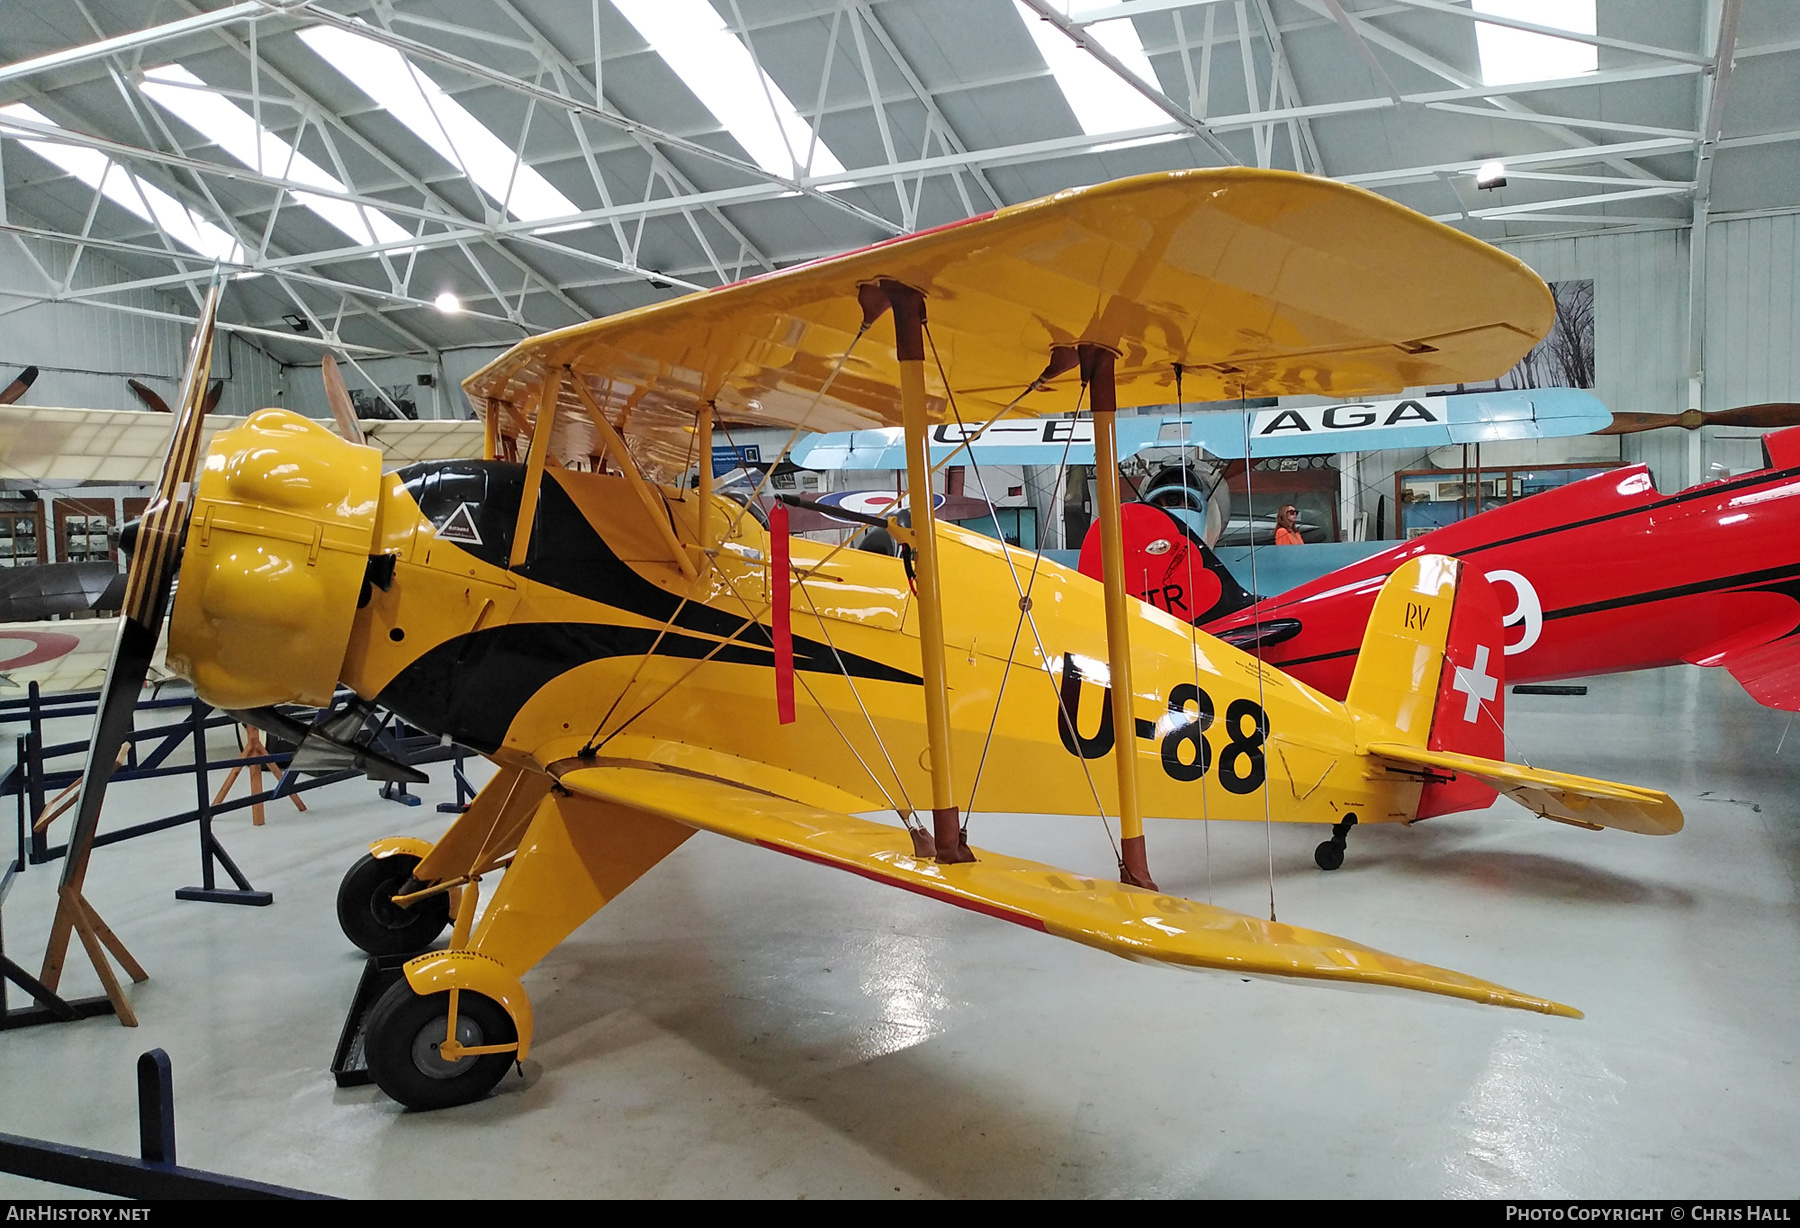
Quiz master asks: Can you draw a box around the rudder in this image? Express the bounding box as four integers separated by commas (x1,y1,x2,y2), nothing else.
1344,555,1507,818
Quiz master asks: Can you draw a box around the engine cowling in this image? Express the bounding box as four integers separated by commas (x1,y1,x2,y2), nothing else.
168,409,380,709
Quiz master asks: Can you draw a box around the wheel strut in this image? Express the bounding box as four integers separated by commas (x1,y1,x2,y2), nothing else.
1314,813,1358,872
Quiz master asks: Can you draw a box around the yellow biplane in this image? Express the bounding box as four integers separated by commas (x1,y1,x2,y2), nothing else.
45,169,1680,1111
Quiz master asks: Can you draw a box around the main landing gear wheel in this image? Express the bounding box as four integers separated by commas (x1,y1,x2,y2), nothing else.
337,852,450,956
363,982,517,1111
1313,813,1358,872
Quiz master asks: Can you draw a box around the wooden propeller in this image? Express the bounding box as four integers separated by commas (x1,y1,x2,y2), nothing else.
129,377,224,416
36,281,227,1024
1599,403,1800,434
1,365,39,405
321,353,363,444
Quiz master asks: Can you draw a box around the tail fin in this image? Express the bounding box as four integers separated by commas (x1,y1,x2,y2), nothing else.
1346,556,1681,834
1077,502,1256,625
1343,554,1505,817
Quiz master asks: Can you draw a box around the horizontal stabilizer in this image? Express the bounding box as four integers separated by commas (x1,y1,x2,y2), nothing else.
555,759,1580,1017
1720,635,1800,712
1366,742,1682,835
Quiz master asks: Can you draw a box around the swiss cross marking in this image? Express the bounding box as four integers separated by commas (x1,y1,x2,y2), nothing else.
1452,644,1498,723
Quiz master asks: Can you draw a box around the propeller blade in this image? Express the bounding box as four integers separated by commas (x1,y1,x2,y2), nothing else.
1599,404,1800,435
201,378,226,417
1,365,39,405
40,280,225,990
127,378,172,414
1597,409,1706,434
321,353,363,445
1698,402,1800,430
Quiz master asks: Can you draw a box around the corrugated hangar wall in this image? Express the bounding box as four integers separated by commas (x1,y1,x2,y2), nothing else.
1500,216,1800,491
0,225,282,418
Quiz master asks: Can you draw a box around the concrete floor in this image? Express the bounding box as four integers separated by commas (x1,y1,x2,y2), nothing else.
0,665,1795,1199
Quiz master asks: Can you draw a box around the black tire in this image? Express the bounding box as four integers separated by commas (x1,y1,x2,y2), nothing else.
363,981,517,1111
1314,840,1345,872
336,852,450,956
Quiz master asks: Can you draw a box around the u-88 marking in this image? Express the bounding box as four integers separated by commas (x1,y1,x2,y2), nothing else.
1057,659,1267,794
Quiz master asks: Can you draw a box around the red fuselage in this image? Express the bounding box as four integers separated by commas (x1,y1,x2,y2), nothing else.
1205,437,1800,711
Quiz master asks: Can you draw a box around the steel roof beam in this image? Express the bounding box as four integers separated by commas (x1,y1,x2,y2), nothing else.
294,2,904,236
179,1,596,320
0,2,267,88
1016,0,1240,165
1252,0,1324,173
1381,0,1712,67
486,0,777,277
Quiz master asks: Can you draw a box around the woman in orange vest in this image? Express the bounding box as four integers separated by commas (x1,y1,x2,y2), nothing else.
1274,503,1304,546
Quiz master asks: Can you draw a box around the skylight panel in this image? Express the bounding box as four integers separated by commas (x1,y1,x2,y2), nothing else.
611,0,845,179
141,65,412,250
298,24,579,225
1472,0,1597,87
0,102,242,262
1014,1,1167,136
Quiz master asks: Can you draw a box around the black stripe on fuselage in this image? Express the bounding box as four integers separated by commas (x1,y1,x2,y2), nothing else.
382,471,920,752
378,620,921,754
1542,560,1800,622
1460,465,1800,557
514,474,759,641
1264,645,1360,669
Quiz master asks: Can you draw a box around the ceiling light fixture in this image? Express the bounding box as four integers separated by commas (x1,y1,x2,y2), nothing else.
1476,161,1508,190
434,292,462,314
282,313,311,332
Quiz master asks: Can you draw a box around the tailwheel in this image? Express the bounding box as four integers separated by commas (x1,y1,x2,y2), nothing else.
1313,813,1358,872
363,982,518,1111
337,852,450,956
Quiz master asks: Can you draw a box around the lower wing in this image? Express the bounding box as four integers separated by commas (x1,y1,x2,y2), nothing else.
1367,742,1682,835
552,758,1579,1017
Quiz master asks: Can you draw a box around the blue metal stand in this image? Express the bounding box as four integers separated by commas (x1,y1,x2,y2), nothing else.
437,749,477,814
0,1047,331,1198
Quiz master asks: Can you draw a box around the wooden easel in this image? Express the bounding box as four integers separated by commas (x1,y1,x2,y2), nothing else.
40,885,145,1026
212,724,306,826
30,746,145,1026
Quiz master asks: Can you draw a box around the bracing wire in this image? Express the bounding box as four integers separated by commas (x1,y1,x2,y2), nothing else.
576,400,717,752
1239,391,1279,922
1172,366,1216,905
590,413,928,838
924,325,1120,867
790,577,921,822
716,322,873,547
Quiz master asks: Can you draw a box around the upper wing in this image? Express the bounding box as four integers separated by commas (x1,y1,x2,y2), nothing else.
0,406,480,480
793,389,1614,470
555,759,1578,1017
465,169,1553,485
1366,742,1683,835
1146,388,1615,461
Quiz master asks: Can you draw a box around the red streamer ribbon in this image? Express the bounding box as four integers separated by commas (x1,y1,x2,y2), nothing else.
771,501,795,724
